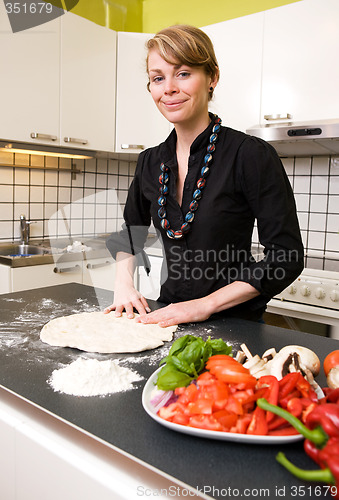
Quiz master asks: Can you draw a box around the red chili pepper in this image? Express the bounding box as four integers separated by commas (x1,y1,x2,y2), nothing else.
257,398,339,493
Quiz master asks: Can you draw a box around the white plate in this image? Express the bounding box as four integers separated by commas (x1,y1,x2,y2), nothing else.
142,368,303,445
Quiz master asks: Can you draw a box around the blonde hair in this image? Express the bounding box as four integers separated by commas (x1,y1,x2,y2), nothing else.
146,25,219,101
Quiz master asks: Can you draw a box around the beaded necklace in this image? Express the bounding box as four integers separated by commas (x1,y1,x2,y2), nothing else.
157,116,222,239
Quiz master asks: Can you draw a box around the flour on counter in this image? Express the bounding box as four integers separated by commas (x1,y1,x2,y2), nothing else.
49,358,143,397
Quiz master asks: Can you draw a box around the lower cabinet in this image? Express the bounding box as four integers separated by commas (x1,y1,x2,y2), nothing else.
0,257,116,295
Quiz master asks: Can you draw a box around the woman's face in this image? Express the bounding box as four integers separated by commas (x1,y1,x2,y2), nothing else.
147,49,215,127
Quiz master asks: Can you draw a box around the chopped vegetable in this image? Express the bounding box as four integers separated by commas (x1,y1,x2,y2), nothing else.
156,335,232,391
155,355,318,436
324,351,339,376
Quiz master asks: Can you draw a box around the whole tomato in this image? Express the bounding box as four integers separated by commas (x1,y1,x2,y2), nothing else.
323,350,339,376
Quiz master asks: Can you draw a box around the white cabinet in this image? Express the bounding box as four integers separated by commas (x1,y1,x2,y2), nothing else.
0,3,60,146
60,13,116,152
83,256,116,290
261,0,339,124
0,256,116,295
115,32,171,153
203,13,264,132
10,262,83,292
0,6,116,152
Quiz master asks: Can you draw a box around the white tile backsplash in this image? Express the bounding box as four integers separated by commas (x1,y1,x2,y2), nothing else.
14,168,29,184
0,149,337,274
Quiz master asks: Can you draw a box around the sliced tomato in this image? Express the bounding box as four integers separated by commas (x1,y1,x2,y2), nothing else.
188,414,224,431
172,412,190,426
268,427,300,436
187,398,213,415
213,410,237,430
225,396,243,415
206,355,257,387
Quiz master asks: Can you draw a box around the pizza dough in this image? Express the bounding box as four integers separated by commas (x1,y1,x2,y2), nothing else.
40,311,177,354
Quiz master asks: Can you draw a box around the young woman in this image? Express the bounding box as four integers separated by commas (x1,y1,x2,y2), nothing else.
105,25,304,327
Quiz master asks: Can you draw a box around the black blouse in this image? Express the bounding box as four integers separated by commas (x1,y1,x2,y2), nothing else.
107,116,304,321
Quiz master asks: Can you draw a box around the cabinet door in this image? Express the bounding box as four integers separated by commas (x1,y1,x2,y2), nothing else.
0,3,60,145
82,257,115,290
261,0,339,124
60,13,116,152
115,32,171,153
203,13,263,132
11,263,82,292
0,265,11,294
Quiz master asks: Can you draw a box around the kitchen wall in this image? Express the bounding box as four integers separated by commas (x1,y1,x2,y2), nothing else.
0,150,338,272
0,151,136,243
252,155,339,272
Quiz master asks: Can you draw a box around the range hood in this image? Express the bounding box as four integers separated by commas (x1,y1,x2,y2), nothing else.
246,118,339,156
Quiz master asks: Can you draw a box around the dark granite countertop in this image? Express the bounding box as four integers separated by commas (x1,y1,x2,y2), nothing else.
0,283,338,499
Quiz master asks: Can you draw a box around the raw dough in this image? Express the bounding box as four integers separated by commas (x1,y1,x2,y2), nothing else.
40,312,177,353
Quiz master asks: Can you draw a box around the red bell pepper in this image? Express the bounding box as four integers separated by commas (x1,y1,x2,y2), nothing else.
257,398,339,495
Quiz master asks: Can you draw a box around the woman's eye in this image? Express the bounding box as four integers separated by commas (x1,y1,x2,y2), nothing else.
178,71,190,78
152,76,164,83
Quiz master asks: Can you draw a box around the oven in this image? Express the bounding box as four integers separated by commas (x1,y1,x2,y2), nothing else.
266,268,339,340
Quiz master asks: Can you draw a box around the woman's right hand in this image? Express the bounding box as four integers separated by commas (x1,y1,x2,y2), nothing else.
104,284,151,318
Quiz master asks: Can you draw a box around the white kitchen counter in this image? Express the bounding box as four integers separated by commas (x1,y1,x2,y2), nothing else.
0,387,201,500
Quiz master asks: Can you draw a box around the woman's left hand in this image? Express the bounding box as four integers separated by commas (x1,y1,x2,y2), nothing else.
135,298,211,327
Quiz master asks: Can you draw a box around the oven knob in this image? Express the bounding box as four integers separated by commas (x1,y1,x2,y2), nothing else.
300,285,311,297
315,287,326,299
330,289,339,302
287,285,297,294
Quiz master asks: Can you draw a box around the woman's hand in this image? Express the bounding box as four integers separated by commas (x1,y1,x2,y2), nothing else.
104,284,151,318
135,298,211,327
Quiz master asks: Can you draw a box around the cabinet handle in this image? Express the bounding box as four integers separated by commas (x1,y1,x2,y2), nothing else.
121,144,144,150
86,261,111,270
30,132,57,141
64,137,88,145
53,264,81,274
264,114,292,121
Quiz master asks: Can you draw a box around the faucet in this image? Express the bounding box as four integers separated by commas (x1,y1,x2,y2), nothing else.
20,214,35,245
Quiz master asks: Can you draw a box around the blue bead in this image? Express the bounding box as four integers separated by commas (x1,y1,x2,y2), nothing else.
212,123,221,133
193,189,202,200
160,163,168,172
158,196,166,206
161,218,170,229
159,185,168,195
181,222,190,234
210,133,217,143
185,212,194,223
166,229,175,239
201,166,210,177
204,153,213,164
190,200,199,211
158,206,166,218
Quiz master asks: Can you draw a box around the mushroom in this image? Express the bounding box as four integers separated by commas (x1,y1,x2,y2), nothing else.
327,366,339,389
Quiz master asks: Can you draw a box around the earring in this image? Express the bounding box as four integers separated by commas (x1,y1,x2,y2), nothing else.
209,86,213,91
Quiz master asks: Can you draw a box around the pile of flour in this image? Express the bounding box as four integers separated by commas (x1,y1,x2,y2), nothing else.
49,358,143,397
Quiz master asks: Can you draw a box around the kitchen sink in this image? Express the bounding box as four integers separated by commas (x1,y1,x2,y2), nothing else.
0,243,52,257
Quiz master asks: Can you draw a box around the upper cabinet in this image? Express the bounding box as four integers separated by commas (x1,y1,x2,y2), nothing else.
60,14,116,152
261,0,339,124
115,32,171,153
0,6,116,151
203,13,264,132
0,4,60,146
